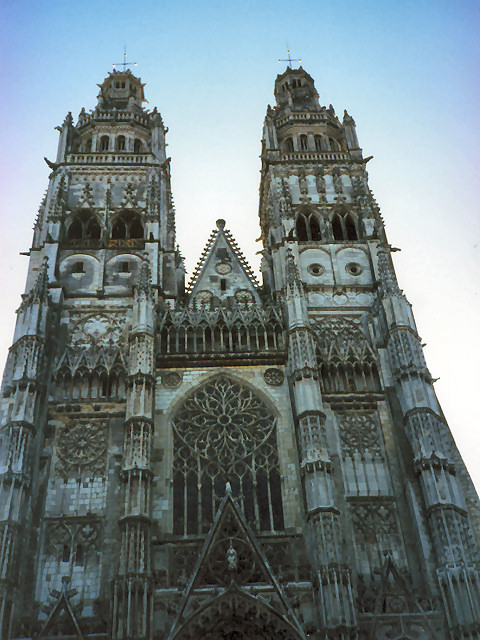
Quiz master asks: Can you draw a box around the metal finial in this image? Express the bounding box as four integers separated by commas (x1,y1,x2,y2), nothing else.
113,46,138,71
278,49,301,69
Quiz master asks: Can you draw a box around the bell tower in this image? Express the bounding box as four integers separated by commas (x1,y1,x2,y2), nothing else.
259,66,480,639
0,69,183,637
1,64,480,640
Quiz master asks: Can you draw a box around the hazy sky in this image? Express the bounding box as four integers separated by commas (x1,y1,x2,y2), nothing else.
0,1,479,490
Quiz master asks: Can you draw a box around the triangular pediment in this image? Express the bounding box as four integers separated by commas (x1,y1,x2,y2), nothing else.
38,578,84,639
369,553,436,638
188,220,260,305
168,490,305,640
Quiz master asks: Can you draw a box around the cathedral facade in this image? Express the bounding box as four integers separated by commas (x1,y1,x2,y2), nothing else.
1,66,479,640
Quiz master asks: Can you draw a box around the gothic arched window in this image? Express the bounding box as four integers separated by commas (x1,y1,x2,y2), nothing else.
116,135,126,151
300,134,308,151
66,210,101,242
100,135,110,151
345,213,358,240
172,377,284,535
134,138,142,153
284,137,294,153
332,214,344,240
329,137,339,151
310,214,322,240
296,213,308,241
295,211,322,242
314,135,323,151
331,211,359,241
110,211,144,241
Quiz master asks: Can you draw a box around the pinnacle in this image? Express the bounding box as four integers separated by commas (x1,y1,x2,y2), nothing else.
137,254,153,298
31,257,49,302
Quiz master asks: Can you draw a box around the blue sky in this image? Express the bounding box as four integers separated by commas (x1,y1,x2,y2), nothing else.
1,0,479,489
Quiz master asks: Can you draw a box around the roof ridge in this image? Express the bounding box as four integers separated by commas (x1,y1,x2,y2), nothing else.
185,228,218,292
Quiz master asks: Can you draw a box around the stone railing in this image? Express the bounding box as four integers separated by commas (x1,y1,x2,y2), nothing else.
76,111,152,127
66,153,155,165
281,151,349,162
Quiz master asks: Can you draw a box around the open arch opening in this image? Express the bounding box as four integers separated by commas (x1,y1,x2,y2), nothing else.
100,135,109,151
295,210,322,241
66,210,102,243
110,211,144,241
331,211,359,241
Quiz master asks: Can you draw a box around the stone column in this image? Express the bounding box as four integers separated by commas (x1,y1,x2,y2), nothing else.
112,260,156,640
376,246,480,637
0,260,50,639
284,250,357,638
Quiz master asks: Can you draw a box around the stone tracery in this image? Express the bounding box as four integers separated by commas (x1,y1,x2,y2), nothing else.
172,377,284,534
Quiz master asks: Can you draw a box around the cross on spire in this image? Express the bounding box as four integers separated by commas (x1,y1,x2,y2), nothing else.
112,47,137,71
278,49,301,68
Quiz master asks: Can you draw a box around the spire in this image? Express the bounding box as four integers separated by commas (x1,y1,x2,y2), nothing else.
30,257,49,304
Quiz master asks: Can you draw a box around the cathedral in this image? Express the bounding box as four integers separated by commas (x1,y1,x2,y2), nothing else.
1,65,479,640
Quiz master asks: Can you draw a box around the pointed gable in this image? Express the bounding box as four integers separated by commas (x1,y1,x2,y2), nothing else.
168,488,306,640
188,219,260,305
368,553,437,636
38,577,84,639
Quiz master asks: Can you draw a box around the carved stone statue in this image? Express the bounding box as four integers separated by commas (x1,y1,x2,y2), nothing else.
227,543,238,572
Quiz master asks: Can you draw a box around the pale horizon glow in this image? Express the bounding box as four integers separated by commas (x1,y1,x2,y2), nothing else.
0,1,479,493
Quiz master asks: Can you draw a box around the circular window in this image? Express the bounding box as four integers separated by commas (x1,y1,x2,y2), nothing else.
215,262,232,275
345,262,363,276
235,289,253,303
307,263,325,277
196,290,213,304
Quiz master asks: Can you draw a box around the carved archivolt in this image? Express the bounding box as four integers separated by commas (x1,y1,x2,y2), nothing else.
56,420,107,478
174,591,303,640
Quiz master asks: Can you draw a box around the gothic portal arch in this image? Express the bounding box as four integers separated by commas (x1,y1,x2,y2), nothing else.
170,589,305,640
171,375,285,536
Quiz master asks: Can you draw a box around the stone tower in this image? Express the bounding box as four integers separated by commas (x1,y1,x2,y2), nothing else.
0,66,479,640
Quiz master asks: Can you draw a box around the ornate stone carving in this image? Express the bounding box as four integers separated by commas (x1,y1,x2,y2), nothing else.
352,501,397,538
215,262,232,275
45,517,101,558
339,413,382,459
263,368,284,386
234,289,253,303
174,378,276,474
68,312,127,347
312,316,365,353
56,420,107,478
172,377,283,534
162,371,183,388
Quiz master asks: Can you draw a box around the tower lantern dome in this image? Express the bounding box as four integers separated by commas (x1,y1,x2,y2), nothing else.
96,69,146,112
274,66,320,112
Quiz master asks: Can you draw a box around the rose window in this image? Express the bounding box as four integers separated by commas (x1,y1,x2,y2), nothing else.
172,377,284,535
